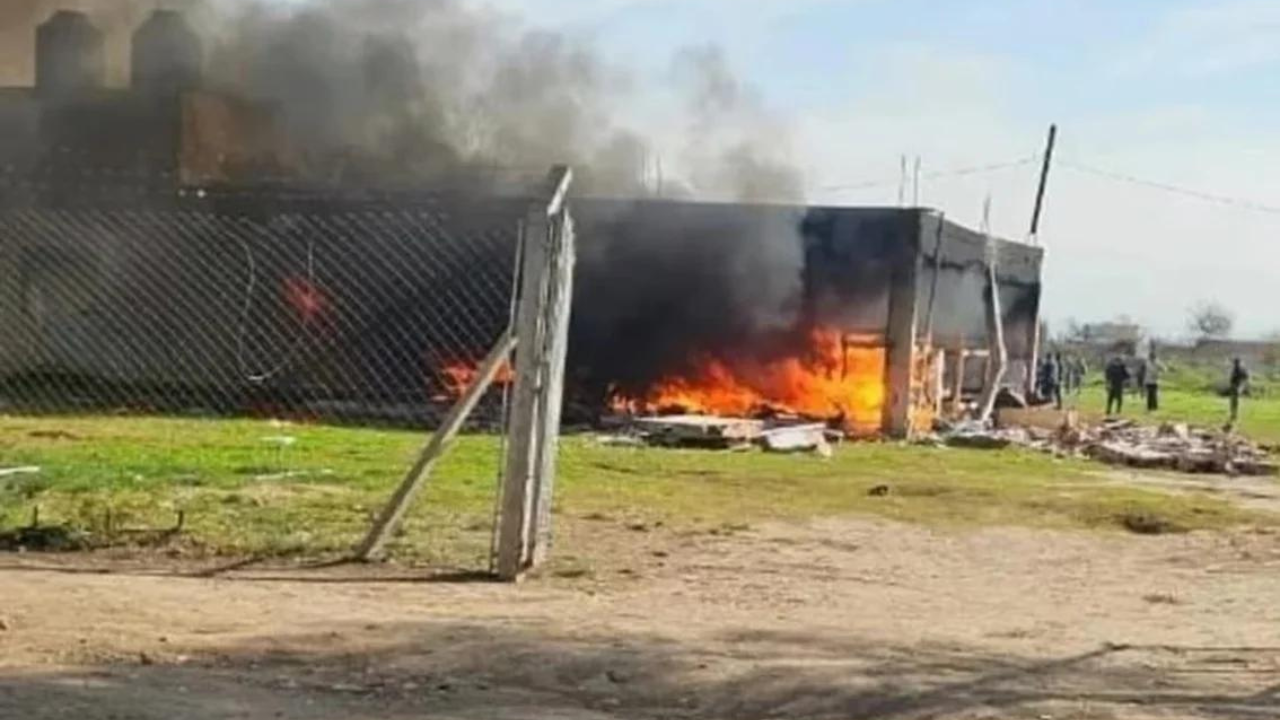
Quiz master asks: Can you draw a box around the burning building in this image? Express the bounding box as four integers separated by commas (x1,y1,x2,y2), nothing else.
0,10,1044,438
572,201,1043,436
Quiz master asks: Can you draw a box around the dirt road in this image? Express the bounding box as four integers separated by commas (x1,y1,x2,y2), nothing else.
2,518,1278,719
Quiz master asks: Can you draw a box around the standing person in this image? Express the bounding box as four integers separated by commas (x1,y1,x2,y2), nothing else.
1039,353,1063,409
1072,355,1089,395
1228,357,1250,427
1105,355,1130,416
1058,353,1075,395
1051,353,1064,409
1143,348,1164,412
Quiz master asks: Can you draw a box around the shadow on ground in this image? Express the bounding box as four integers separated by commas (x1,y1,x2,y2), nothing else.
2,619,1277,720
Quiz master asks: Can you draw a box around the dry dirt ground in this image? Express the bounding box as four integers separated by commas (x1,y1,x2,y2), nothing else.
2,516,1279,720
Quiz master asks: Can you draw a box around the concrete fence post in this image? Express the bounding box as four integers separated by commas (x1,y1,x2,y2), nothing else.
495,166,574,581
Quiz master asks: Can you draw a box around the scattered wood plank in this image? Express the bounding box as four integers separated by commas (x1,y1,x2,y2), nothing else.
632,415,765,449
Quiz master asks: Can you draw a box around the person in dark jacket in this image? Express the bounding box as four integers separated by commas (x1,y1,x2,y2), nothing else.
1228,358,1250,426
1038,354,1063,409
1104,355,1130,415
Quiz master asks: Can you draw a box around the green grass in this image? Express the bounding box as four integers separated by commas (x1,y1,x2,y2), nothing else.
1,413,1273,565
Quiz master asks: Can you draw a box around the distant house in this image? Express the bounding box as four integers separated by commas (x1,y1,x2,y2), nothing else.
1078,322,1144,350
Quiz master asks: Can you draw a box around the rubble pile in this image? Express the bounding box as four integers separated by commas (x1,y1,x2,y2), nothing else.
943,418,1277,477
599,415,841,456
1070,420,1276,476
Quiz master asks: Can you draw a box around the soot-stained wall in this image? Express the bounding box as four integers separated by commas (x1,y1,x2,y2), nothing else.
569,200,904,403
570,202,1043,403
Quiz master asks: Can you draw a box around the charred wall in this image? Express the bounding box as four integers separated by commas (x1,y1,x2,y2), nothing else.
567,202,931,409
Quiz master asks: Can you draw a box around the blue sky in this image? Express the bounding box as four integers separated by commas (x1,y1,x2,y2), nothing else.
488,0,1280,339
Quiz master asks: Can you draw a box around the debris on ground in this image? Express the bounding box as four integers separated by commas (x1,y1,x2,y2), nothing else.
0,466,41,478
1074,421,1277,476
760,424,830,454
600,415,841,456
993,388,1029,409
936,416,1277,477
595,434,647,448
942,419,1024,450
631,415,764,449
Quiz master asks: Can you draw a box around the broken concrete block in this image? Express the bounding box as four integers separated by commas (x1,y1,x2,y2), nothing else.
761,424,828,453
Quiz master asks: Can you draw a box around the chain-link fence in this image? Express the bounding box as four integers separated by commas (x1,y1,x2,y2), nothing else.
0,172,546,563
0,189,527,419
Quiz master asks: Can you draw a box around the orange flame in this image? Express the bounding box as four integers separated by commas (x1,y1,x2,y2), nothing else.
283,277,329,326
437,360,515,400
612,329,887,434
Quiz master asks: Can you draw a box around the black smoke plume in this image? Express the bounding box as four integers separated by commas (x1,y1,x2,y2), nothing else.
2,0,820,400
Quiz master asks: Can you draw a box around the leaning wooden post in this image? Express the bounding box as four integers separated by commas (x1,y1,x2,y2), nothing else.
356,332,518,561
529,208,576,567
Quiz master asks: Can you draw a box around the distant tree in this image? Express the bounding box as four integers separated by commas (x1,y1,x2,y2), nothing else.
1187,301,1235,342
1060,318,1085,343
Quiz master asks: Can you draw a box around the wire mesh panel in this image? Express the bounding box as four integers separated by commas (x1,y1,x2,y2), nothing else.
0,179,532,562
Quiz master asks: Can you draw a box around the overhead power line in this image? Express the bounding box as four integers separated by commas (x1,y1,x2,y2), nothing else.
818,154,1041,193
1060,159,1280,217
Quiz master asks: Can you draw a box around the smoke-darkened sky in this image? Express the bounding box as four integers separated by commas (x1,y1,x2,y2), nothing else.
0,0,803,203
5,0,1279,337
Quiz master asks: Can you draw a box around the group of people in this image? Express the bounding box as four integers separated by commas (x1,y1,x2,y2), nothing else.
1100,353,1157,415
1037,349,1251,425
1035,352,1087,409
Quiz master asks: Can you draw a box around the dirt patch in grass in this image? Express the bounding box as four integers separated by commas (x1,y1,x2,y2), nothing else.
1118,510,1185,535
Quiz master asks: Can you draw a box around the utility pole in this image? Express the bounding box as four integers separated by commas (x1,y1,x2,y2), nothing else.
897,155,907,206
912,156,921,207
1026,124,1056,401
1029,124,1057,243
